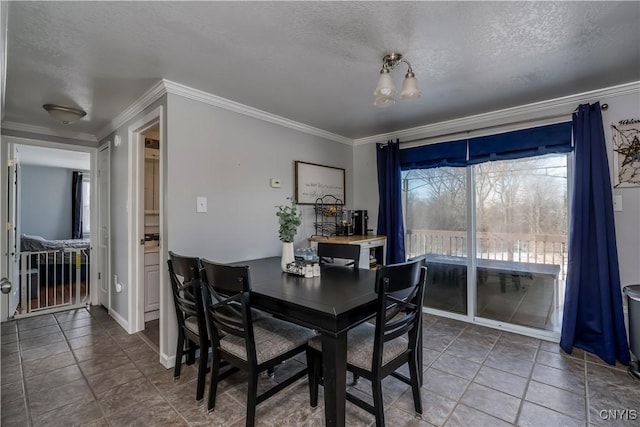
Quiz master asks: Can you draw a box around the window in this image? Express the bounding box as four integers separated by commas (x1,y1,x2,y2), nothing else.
404,154,569,333
401,121,572,336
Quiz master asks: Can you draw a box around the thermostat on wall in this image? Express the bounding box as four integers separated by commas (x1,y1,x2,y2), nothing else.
270,178,281,188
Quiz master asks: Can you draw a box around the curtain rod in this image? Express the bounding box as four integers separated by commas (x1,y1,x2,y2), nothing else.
393,103,608,146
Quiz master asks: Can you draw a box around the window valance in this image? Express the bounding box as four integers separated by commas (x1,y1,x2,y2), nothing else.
400,122,572,170
399,139,467,170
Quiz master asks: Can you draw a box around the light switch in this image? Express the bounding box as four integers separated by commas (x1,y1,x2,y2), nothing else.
270,178,281,188
196,196,208,213
613,195,622,212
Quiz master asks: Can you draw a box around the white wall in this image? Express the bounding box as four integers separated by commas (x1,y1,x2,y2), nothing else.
20,165,73,240
353,143,379,233
165,93,353,263
603,93,640,289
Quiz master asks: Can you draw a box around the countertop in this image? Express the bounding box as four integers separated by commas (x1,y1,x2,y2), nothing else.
308,235,386,244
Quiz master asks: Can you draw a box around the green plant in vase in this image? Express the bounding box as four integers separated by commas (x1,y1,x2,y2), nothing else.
276,197,301,271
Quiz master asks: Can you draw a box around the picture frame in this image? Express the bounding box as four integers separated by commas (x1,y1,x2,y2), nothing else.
612,119,640,188
295,161,345,205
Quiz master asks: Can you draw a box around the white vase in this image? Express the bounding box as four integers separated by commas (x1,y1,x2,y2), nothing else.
281,241,295,272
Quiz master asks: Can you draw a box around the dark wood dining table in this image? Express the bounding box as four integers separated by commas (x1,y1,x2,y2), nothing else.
232,256,380,427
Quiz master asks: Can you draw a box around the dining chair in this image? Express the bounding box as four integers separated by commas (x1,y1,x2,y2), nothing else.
167,251,209,404
307,258,427,426
317,242,361,269
199,259,317,426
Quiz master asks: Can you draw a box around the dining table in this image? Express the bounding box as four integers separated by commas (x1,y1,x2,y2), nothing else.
231,256,384,427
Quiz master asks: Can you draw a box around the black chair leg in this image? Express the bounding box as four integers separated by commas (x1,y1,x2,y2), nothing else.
196,344,208,404
174,334,184,379
207,350,221,413
246,372,259,427
186,340,196,365
408,359,423,415
372,376,385,427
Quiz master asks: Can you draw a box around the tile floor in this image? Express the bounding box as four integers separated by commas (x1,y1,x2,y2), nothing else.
1,306,639,426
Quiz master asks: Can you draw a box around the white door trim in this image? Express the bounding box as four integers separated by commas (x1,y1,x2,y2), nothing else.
127,106,164,334
97,142,111,312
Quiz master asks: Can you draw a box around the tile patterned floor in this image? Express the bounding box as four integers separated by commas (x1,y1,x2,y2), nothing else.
1,306,639,426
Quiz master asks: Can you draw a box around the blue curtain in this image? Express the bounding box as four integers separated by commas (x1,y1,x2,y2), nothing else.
71,172,83,239
376,140,405,264
560,102,630,365
399,122,572,169
400,139,468,169
467,122,573,164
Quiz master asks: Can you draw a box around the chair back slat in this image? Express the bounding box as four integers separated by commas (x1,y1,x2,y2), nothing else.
209,293,247,338
168,252,205,329
372,259,427,368
317,242,360,269
200,259,258,364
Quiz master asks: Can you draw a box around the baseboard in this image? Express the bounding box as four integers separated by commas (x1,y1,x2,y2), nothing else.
144,309,159,322
160,352,174,369
109,308,130,333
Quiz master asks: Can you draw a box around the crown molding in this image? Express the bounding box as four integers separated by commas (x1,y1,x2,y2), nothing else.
162,79,353,145
353,81,640,146
95,80,167,141
1,121,97,143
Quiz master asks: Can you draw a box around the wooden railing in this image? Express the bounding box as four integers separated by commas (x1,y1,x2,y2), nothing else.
406,229,568,279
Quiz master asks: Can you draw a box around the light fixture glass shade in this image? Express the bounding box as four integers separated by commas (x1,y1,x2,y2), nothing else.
374,95,396,108
43,104,87,124
374,71,397,98
400,75,421,100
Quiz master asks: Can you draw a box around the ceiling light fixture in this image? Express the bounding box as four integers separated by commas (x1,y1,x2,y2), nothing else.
42,104,87,124
374,53,421,108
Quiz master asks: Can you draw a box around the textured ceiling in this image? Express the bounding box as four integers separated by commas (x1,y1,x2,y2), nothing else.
3,1,639,141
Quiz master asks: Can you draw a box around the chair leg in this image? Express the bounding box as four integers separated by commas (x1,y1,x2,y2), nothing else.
174,334,184,380
186,339,196,365
408,358,423,415
306,350,319,408
246,372,259,427
207,349,221,413
372,376,385,427
195,344,208,405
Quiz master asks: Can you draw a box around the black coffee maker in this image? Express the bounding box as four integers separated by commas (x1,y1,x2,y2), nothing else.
350,210,368,235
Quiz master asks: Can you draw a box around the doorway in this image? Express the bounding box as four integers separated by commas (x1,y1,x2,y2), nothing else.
126,105,164,359
141,125,161,348
2,138,96,319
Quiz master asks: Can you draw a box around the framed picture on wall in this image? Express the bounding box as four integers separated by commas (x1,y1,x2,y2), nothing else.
612,119,640,188
295,161,345,204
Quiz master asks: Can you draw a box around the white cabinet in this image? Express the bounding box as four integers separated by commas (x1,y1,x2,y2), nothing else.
144,252,160,318
144,149,160,213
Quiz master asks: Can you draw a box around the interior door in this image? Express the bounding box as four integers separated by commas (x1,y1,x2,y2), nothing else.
6,144,21,318
97,144,110,308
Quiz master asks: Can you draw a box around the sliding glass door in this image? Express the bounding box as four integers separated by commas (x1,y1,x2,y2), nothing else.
403,167,468,314
403,154,569,334
474,155,568,332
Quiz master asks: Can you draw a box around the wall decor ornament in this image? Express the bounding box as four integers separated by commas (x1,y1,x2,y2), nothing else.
295,161,345,205
612,118,640,187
